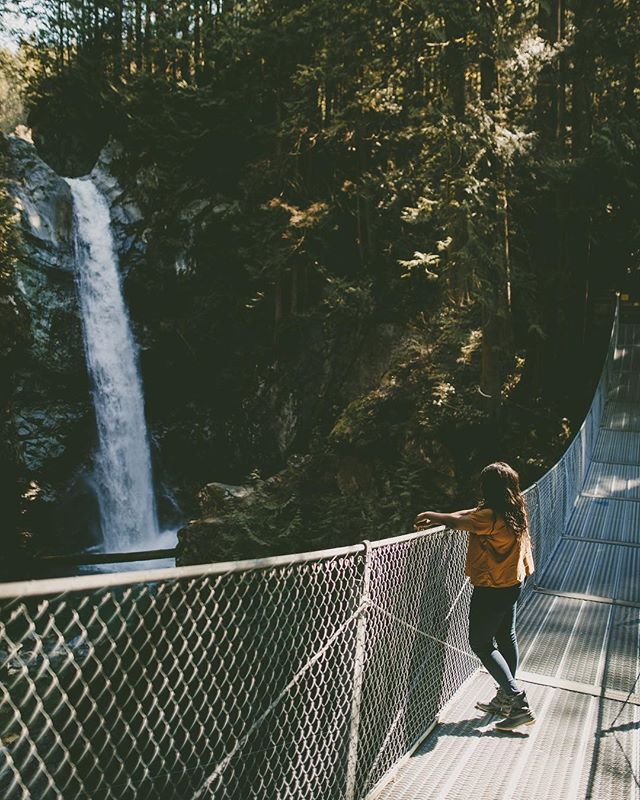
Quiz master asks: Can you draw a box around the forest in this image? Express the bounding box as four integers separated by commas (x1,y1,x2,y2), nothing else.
0,0,638,571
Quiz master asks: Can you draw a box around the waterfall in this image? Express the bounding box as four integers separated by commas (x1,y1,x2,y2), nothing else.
66,176,159,552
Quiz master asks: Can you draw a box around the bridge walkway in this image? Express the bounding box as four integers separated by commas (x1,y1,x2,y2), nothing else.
378,323,640,800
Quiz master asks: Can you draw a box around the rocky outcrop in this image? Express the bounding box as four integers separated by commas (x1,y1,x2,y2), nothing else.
90,139,145,277
4,132,90,548
176,457,312,564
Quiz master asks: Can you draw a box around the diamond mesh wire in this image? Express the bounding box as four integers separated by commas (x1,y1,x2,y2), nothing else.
0,299,620,800
0,553,364,800
352,532,476,799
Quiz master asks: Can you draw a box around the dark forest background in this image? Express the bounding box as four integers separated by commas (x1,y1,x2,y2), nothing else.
0,0,638,567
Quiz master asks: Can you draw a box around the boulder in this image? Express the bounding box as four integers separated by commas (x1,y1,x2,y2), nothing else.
198,481,255,516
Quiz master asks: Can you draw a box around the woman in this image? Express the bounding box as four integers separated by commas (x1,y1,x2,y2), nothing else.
414,461,536,731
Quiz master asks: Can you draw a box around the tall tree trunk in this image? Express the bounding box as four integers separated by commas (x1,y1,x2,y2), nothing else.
169,0,179,80
478,0,509,422
572,1,595,158
134,0,143,71
93,0,100,47
443,15,465,120
180,1,191,80
194,0,202,78
143,0,153,70
79,0,87,47
155,0,167,74
113,0,123,77
535,0,559,141
521,0,566,399
442,9,468,303
479,0,497,108
355,117,373,271
557,0,567,142
57,0,65,69
201,0,214,73
569,0,596,360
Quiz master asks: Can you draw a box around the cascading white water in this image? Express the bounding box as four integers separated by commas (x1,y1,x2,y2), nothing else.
66,177,159,552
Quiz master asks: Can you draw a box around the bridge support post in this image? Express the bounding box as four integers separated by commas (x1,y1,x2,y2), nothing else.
345,539,372,800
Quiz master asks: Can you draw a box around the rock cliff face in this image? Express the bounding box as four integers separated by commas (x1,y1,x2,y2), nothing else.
6,132,91,548
5,133,147,551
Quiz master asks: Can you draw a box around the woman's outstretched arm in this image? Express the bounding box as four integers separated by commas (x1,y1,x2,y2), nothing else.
414,508,479,532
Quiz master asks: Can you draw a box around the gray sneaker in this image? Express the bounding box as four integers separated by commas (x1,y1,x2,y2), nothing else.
494,690,536,731
475,687,512,715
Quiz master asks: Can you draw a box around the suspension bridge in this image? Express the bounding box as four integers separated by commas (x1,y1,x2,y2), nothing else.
0,295,637,799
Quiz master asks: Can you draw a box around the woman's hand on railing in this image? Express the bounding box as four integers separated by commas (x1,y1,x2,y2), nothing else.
414,511,442,532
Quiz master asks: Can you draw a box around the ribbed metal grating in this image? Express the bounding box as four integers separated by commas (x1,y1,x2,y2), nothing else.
608,372,640,403
536,538,621,597
376,674,639,800
614,346,640,372
583,461,640,500
567,495,640,542
617,323,640,346
605,605,640,693
593,429,640,464
601,400,640,431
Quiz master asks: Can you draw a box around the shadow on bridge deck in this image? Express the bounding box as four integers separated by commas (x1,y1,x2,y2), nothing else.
377,324,640,800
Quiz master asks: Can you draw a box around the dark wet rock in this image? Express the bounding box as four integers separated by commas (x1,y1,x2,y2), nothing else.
178,198,211,223
5,133,75,269
90,138,146,273
198,482,255,517
15,403,87,472
175,456,322,565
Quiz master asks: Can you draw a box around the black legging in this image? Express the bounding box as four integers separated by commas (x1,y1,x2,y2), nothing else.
468,582,522,695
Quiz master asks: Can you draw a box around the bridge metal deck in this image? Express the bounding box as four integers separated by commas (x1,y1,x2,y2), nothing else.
378,331,640,800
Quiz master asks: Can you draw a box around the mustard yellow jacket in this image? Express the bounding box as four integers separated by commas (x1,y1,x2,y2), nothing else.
463,507,535,588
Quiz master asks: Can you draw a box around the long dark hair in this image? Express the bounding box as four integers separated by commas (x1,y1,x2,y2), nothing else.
478,461,529,539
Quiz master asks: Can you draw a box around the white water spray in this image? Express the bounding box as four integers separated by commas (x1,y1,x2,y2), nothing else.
67,177,159,552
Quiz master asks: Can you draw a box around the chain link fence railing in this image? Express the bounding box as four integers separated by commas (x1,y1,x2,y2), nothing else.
0,299,619,800
519,295,620,603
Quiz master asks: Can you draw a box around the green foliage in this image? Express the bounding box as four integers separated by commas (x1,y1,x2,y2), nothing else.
0,48,33,132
